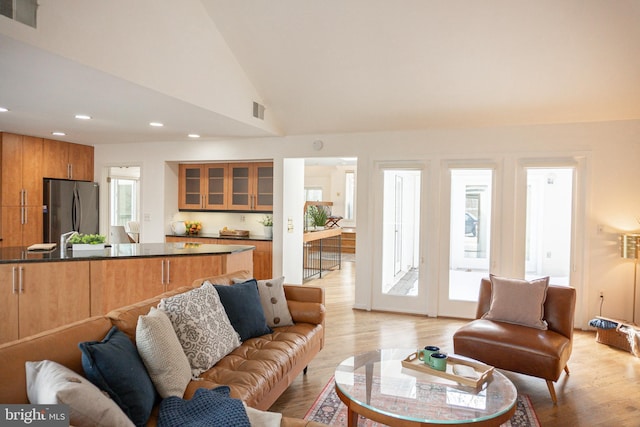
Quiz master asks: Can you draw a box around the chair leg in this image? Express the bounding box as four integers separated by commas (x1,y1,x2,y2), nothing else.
564,365,570,375
303,366,308,375
546,380,558,405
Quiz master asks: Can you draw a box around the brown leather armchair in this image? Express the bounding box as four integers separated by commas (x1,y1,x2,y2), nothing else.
453,278,576,403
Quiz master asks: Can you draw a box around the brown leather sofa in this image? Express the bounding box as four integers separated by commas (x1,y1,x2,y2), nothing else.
0,270,327,426
453,278,576,403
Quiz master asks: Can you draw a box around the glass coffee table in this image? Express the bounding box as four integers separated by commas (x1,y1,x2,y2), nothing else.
334,348,517,426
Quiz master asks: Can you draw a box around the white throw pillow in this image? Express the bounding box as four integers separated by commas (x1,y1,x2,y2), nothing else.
26,360,134,427
243,403,282,427
136,307,192,398
158,282,241,377
233,276,294,328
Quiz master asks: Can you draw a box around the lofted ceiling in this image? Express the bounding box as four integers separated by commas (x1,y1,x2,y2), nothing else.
1,1,639,145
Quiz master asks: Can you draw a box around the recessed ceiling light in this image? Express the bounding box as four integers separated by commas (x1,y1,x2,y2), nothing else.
52,132,66,136
188,134,201,138
75,114,91,120
149,122,164,127
0,107,9,112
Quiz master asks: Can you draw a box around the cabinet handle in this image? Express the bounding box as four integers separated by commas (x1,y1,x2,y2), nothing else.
166,260,171,285
161,260,165,285
24,206,27,224
19,266,24,294
24,189,27,206
12,266,17,294
68,163,73,179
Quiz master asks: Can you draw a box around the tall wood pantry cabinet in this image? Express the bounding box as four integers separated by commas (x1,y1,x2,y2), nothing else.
0,132,95,248
0,133,43,247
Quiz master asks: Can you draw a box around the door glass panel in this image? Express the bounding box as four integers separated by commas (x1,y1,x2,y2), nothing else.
449,169,493,301
381,169,421,296
525,168,573,285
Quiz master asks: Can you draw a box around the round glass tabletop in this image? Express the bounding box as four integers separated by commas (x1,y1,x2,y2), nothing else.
334,348,517,425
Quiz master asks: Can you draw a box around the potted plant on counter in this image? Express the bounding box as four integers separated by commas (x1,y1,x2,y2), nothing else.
68,233,106,251
308,205,328,230
259,215,273,239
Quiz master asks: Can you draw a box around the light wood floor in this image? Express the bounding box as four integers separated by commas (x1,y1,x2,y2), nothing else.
269,261,640,426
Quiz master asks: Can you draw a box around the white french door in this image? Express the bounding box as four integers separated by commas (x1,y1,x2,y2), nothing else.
439,167,496,318
372,163,426,314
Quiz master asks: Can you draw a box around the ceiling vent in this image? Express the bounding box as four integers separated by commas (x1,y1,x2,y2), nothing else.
0,0,38,28
253,101,265,120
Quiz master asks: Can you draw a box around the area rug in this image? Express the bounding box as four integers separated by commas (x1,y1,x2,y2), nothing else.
304,377,540,427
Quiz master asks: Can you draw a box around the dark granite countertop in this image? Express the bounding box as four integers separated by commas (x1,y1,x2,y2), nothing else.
166,233,272,242
0,242,256,264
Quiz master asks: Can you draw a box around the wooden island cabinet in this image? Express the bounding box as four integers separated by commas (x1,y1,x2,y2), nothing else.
0,243,254,345
0,261,90,344
166,235,272,280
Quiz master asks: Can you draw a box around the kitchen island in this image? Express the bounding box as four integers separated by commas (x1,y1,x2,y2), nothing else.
0,242,254,345
166,233,272,279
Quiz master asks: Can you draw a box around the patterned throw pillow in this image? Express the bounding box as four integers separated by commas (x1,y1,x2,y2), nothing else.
136,307,192,398
158,282,241,377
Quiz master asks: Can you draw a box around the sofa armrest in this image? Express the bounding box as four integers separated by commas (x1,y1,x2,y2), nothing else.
284,285,324,305
287,300,325,325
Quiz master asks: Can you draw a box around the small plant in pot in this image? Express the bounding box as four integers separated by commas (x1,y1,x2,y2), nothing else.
259,215,273,238
68,233,106,250
308,205,328,230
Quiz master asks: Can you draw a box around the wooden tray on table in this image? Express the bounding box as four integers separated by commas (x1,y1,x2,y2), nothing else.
401,352,494,388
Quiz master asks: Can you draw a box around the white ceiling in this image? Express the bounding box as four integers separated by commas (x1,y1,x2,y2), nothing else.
1,1,639,145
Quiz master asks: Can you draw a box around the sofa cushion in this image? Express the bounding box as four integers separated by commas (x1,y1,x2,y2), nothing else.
136,307,191,398
158,386,250,427
213,279,273,341
26,360,134,427
158,282,241,377
234,276,294,328
78,326,156,426
482,274,549,330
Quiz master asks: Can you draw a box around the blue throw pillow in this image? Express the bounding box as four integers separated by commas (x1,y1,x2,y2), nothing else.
78,326,157,427
158,386,250,427
213,279,273,341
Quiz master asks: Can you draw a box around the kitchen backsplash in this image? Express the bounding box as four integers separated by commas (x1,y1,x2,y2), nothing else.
169,211,270,236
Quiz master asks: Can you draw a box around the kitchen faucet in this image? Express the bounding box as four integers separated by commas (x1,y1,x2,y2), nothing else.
60,231,78,257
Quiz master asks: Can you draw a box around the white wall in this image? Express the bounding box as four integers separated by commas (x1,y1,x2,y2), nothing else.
94,119,640,328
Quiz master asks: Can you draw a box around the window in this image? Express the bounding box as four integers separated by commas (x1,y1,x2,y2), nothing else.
345,170,355,220
305,187,323,201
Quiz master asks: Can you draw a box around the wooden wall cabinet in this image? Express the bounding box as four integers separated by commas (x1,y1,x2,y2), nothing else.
179,162,273,212
178,164,229,210
43,139,94,181
1,133,44,247
0,261,90,344
228,162,273,211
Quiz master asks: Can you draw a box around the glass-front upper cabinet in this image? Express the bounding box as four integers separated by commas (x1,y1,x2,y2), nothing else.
179,162,272,212
178,164,228,210
228,162,273,211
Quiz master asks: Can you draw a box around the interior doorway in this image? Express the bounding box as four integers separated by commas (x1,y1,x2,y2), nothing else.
107,166,141,242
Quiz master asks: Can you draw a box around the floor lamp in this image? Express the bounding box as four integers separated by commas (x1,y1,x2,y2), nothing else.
621,233,640,324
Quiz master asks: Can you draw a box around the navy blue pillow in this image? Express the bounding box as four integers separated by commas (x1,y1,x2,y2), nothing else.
78,326,157,427
214,279,273,341
158,386,250,427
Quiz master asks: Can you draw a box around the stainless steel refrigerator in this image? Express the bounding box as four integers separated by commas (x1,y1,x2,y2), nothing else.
43,179,99,243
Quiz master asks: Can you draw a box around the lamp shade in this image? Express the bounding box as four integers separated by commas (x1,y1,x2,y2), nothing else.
621,234,640,259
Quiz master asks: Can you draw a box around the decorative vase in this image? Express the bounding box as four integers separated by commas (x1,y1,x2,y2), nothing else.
171,221,187,235
263,226,273,239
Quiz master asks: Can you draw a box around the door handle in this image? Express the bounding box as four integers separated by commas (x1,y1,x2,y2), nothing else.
19,266,24,294
12,266,17,294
